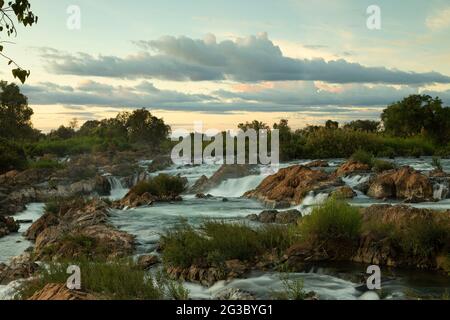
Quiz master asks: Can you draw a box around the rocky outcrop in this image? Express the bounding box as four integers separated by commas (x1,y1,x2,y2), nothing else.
248,209,301,224
167,259,249,286
0,216,19,238
367,167,434,202
27,199,135,261
113,191,183,210
28,283,98,300
245,165,342,208
137,255,160,270
0,253,39,285
352,205,450,269
331,186,357,199
335,161,371,177
148,155,173,173
305,160,329,168
190,164,257,193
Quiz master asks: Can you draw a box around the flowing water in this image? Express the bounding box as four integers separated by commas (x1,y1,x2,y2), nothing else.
1,157,450,300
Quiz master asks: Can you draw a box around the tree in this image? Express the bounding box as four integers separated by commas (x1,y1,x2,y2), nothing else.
0,80,36,140
0,0,38,83
325,120,339,130
381,94,450,144
344,120,380,133
238,120,269,132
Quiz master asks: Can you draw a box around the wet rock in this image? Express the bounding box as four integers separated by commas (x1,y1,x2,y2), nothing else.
335,161,371,177
137,255,160,270
196,193,213,199
331,186,357,199
28,199,135,261
0,216,19,238
245,165,342,207
367,167,434,202
0,253,38,285
190,165,257,193
248,209,301,224
148,155,173,173
305,160,329,168
28,283,98,300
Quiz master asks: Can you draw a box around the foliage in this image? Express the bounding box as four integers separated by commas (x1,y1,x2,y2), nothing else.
372,159,396,173
0,0,38,82
344,120,380,132
299,197,362,243
432,157,443,171
0,136,27,173
28,158,64,170
130,174,187,197
161,220,295,268
350,149,374,166
272,274,309,300
15,259,188,300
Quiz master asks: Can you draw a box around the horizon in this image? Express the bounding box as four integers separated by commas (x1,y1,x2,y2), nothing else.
3,0,450,132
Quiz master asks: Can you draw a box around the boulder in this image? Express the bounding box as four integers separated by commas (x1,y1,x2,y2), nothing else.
137,255,160,270
305,160,329,168
331,186,357,199
0,216,19,238
190,165,257,193
28,283,98,300
247,209,301,224
245,165,342,207
335,161,371,177
148,155,173,173
367,167,434,202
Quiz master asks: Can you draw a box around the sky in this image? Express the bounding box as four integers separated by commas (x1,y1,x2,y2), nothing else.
2,0,450,132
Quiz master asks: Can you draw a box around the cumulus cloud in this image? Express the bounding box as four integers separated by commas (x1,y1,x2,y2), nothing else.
41,34,450,85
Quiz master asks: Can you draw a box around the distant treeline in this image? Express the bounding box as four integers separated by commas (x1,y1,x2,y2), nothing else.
1,80,450,173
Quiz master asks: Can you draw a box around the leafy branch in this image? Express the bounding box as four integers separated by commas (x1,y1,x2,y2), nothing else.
0,0,38,83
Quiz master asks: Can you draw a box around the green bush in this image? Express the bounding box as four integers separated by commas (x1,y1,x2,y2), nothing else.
28,159,65,170
372,159,396,173
272,274,309,300
130,174,187,197
0,137,28,174
299,197,362,243
15,259,188,300
161,221,295,268
432,157,443,171
351,149,374,166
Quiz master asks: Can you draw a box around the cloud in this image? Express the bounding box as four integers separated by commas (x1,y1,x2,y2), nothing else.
41,34,450,85
21,80,450,115
426,7,450,31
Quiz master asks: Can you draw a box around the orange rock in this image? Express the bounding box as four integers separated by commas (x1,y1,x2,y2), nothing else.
28,283,98,300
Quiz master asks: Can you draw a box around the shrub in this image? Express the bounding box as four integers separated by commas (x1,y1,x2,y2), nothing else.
0,138,28,174
15,259,188,300
432,157,443,171
130,174,187,197
350,149,374,166
161,221,295,268
299,197,362,243
28,159,65,170
372,159,396,173
272,274,309,300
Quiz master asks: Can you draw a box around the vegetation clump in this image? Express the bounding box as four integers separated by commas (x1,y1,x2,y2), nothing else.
130,174,187,197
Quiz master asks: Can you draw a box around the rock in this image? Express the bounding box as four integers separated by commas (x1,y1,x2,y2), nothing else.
335,161,371,177
190,165,257,193
245,165,342,207
114,192,155,209
222,198,229,202
0,253,38,285
259,210,278,223
148,155,173,173
367,167,434,202
305,160,329,168
28,283,98,300
0,216,20,238
331,186,357,199
28,199,135,261
248,209,301,224
137,255,160,270
195,193,213,199
275,210,301,224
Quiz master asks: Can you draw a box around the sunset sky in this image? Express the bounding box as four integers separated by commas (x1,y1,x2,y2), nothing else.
2,0,450,132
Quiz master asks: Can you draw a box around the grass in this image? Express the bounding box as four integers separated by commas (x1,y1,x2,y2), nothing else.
272,274,310,300
160,220,296,268
15,259,189,300
350,149,374,166
299,197,362,244
432,157,443,171
372,159,396,173
28,158,65,170
44,196,88,215
130,174,187,197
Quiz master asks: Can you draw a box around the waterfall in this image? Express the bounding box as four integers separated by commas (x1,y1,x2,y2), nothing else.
208,175,267,198
106,176,129,201
433,183,449,201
